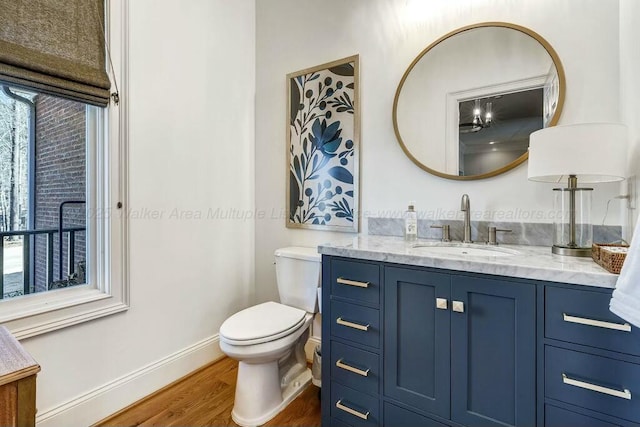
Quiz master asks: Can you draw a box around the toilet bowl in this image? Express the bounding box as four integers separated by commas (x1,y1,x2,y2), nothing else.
219,247,321,426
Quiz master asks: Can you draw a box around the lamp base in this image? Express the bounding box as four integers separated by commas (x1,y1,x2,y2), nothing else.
552,245,592,257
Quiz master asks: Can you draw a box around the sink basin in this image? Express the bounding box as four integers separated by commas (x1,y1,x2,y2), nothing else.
411,242,520,257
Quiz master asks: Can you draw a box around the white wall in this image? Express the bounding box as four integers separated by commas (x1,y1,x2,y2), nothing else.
620,0,640,238
20,1,256,425
255,0,624,304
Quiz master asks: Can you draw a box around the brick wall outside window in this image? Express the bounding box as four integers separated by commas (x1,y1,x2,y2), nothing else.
33,95,86,293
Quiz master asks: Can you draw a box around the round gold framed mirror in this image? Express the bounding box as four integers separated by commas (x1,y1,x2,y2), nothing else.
393,22,566,180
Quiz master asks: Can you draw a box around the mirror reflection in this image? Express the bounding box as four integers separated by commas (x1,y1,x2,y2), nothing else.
458,88,543,176
394,24,564,180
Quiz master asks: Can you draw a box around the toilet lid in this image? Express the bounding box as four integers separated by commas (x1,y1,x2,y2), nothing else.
220,301,307,344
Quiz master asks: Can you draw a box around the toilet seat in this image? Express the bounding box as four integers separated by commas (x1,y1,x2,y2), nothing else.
220,301,307,346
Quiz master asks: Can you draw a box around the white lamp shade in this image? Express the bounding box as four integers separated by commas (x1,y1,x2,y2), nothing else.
528,123,628,183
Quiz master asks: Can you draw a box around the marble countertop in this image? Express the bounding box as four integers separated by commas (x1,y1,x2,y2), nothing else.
318,235,618,289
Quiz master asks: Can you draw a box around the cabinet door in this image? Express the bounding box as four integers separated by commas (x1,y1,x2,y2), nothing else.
451,275,536,427
384,267,450,419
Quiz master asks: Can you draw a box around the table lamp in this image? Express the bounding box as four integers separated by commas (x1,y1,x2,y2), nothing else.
528,123,628,256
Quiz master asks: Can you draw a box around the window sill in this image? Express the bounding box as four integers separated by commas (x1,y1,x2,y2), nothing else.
0,286,129,339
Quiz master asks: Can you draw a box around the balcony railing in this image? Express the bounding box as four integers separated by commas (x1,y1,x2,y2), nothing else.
0,226,86,299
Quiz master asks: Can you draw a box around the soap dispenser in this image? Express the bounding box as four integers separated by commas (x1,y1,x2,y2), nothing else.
404,202,418,241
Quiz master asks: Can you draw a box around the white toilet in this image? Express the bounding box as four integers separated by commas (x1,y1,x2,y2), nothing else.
219,246,321,426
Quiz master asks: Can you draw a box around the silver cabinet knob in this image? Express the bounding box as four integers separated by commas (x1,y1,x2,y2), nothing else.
452,300,464,313
436,298,448,310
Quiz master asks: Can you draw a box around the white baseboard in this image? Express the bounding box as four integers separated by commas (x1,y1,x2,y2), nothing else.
305,335,321,362
36,334,223,427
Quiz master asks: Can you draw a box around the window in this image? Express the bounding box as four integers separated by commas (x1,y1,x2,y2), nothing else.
0,87,92,300
0,0,128,339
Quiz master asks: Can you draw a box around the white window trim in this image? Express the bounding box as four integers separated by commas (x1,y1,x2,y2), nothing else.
0,0,130,340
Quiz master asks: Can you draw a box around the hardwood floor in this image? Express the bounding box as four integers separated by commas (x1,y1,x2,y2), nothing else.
94,357,321,427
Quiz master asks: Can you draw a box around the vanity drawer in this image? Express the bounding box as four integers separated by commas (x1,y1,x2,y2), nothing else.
331,259,380,306
331,382,380,427
331,341,380,395
330,300,380,349
545,404,623,427
546,346,640,423
545,287,640,356
329,417,353,427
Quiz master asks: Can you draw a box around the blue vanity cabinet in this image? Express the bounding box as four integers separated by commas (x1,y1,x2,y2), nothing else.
383,267,451,419
321,253,638,427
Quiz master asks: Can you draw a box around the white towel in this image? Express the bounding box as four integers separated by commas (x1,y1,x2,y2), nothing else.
610,214,640,327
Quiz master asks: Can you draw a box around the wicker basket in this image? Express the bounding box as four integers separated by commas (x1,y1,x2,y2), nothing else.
592,243,629,274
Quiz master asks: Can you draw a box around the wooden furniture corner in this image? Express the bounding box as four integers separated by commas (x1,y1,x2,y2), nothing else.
0,326,40,427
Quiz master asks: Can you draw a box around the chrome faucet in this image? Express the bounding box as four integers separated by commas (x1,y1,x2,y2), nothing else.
461,194,472,243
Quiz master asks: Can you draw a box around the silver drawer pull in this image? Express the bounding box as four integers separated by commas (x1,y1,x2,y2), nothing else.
563,313,631,332
336,399,369,420
563,373,632,400
337,277,370,288
336,317,370,331
336,359,370,377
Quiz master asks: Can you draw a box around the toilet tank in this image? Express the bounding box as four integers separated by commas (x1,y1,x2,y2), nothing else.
274,247,321,313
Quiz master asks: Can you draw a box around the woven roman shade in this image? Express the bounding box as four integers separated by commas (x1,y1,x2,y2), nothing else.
0,0,111,107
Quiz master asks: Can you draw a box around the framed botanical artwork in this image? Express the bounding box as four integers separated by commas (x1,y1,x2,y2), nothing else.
286,55,360,232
